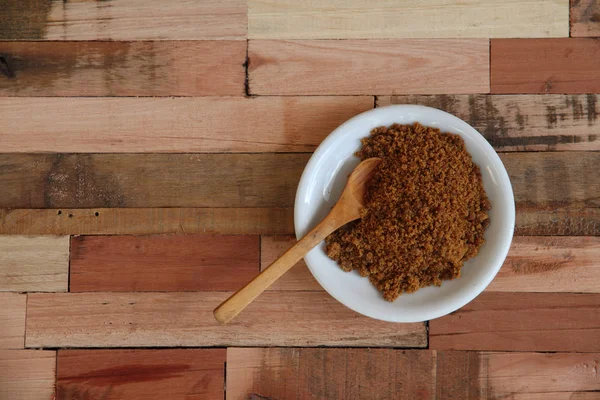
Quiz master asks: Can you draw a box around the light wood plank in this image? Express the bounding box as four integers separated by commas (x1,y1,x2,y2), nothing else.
248,0,568,39
57,349,225,400
430,293,600,352
25,292,426,348
0,0,246,40
379,94,600,151
0,208,294,236
0,236,69,292
70,235,259,292
227,348,437,400
2,152,597,209
249,40,489,95
0,41,245,96
0,350,56,400
0,293,26,349
489,236,600,292
263,236,600,293
516,207,600,236
570,0,600,37
0,97,373,152
491,38,600,94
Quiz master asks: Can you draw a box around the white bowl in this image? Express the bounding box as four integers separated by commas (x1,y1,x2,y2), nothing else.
294,105,515,323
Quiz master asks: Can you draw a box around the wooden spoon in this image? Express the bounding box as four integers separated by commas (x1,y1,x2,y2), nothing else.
213,157,382,324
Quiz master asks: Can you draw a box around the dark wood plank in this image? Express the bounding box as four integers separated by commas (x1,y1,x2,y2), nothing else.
0,153,310,208
380,94,600,151
0,97,373,152
0,41,245,96
57,349,225,400
491,38,600,94
430,292,600,352
249,39,489,95
515,206,600,236
70,235,259,292
25,292,426,348
0,153,598,211
570,0,600,37
0,350,56,399
0,0,246,40
0,208,294,235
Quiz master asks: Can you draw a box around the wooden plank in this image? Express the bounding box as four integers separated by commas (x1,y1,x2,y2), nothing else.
2,152,597,209
0,96,373,152
263,236,600,293
0,41,245,96
0,350,56,400
25,292,426,348
489,236,600,293
491,38,600,94
0,0,246,40
226,348,436,400
0,293,26,349
0,208,294,236
379,94,600,151
570,0,600,37
0,153,310,208
248,40,490,95
57,349,225,400
260,235,320,291
70,235,259,292
0,236,69,292
248,0,568,39
430,292,600,352
515,207,600,236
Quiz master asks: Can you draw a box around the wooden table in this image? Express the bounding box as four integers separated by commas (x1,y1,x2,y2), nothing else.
0,1,599,399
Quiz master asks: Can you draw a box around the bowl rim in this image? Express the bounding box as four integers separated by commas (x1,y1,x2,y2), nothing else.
294,104,515,322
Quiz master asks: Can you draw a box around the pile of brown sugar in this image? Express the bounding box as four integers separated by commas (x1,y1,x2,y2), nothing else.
325,123,491,301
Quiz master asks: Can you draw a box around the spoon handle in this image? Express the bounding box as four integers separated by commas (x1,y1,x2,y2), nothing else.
213,209,344,324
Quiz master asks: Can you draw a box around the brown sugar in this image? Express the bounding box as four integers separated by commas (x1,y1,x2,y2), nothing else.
325,123,491,301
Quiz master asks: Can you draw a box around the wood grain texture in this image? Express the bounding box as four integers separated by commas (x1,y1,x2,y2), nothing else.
570,0,600,37
0,0,246,40
430,292,600,352
25,292,426,348
489,236,600,292
57,349,225,400
491,38,600,93
0,153,310,208
0,97,373,152
516,207,600,236
379,94,600,151
70,235,259,292
248,0,569,39
263,236,600,293
0,41,245,96
227,349,600,400
0,235,69,292
226,348,437,400
0,293,26,349
2,152,597,209
0,350,56,400
248,40,490,95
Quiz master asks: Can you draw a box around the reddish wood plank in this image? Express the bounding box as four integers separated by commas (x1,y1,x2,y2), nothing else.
249,39,489,95
491,38,600,94
380,94,600,151
57,349,225,400
226,348,437,400
0,208,294,235
430,292,600,352
0,0,246,40
70,235,259,292
0,350,56,400
570,0,600,37
0,96,373,152
0,41,245,96
0,293,26,349
25,292,426,348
